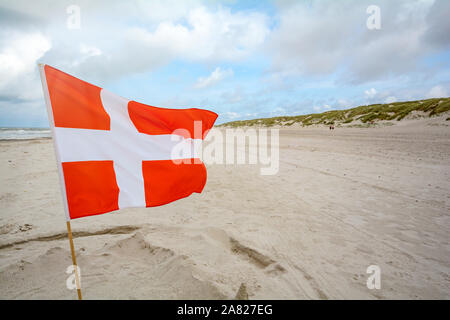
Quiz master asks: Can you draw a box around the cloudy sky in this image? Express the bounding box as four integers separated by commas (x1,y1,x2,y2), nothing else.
1,0,449,127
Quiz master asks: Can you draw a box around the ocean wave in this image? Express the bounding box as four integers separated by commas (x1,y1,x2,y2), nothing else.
0,128,51,140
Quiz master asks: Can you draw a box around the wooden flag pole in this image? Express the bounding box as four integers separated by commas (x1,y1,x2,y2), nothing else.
66,221,82,300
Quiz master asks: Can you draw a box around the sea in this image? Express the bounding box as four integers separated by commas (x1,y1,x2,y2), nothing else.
0,127,51,140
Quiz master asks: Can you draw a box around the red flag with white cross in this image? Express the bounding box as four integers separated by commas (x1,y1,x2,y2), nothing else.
39,64,218,220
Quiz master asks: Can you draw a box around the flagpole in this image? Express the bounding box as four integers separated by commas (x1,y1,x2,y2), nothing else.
38,63,82,300
66,221,82,300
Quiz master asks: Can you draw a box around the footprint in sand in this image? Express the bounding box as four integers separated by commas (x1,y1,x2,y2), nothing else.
19,224,33,232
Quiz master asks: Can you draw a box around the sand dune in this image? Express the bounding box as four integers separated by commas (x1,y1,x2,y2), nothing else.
0,116,449,299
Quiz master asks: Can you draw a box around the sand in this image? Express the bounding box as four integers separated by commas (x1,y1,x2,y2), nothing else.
0,116,449,299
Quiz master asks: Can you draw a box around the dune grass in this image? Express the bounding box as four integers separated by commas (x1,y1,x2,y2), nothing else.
219,97,450,128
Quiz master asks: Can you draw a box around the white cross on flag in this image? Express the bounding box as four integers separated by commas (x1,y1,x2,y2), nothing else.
39,65,217,220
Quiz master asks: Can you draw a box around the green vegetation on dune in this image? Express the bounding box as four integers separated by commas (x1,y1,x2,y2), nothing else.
219,97,450,128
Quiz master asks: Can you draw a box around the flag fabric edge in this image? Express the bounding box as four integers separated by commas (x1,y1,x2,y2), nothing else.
38,63,72,221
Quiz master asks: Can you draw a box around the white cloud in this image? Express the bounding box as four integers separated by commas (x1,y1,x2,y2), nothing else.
126,6,269,64
426,85,448,98
385,96,397,104
221,86,243,104
313,104,331,112
267,0,446,82
0,31,51,100
70,43,103,67
1,0,203,25
0,32,50,82
80,44,102,57
364,88,377,99
337,99,349,108
223,111,240,119
0,3,269,84
271,107,286,115
194,67,233,89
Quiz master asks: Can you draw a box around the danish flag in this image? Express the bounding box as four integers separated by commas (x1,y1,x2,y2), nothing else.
39,65,217,220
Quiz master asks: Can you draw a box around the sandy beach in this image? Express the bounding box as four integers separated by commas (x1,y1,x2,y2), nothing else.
1,116,449,299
